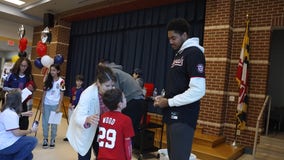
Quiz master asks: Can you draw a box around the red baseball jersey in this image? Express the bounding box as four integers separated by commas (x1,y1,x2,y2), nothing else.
98,111,135,160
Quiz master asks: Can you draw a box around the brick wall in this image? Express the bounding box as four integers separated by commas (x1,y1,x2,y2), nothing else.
202,0,284,147
200,0,234,136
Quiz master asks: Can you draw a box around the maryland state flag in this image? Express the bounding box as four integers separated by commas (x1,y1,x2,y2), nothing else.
235,19,250,130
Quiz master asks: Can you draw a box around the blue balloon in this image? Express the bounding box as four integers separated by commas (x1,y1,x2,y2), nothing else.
54,54,64,65
34,57,43,69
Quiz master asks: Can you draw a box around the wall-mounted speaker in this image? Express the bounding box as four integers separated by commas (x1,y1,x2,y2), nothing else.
43,13,54,28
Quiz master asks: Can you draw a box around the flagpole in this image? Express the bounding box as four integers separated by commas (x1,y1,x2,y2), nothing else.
232,14,249,147
232,117,238,146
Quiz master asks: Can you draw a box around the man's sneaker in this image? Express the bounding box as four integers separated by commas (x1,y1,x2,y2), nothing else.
42,139,48,149
50,139,55,149
63,137,68,141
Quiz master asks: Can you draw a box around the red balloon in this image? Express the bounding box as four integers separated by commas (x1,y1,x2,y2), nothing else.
19,45,27,52
19,38,28,52
36,41,47,57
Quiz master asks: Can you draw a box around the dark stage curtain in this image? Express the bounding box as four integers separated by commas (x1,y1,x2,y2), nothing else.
66,0,206,94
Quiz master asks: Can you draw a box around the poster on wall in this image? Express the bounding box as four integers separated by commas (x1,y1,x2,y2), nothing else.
0,62,14,87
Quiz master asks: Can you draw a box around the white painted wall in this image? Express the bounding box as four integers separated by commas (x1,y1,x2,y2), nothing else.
0,19,34,41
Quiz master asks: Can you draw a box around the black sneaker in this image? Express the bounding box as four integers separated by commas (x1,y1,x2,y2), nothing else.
50,139,55,149
63,137,68,141
42,139,48,149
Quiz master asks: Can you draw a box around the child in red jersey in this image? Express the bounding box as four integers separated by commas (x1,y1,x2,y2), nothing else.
97,88,134,160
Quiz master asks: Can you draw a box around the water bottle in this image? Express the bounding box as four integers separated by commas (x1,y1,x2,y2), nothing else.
32,121,38,129
153,88,158,97
161,89,165,97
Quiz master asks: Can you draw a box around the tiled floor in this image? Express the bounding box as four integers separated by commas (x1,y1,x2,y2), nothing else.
28,107,253,160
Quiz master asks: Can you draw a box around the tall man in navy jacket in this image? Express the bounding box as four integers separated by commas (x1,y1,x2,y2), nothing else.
154,18,206,160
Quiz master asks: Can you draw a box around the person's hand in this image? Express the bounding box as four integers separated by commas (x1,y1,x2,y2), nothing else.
154,96,169,108
21,111,33,117
85,114,99,126
17,88,22,92
27,84,34,91
55,107,60,113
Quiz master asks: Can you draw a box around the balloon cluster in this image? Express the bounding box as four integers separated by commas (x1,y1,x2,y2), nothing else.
34,54,64,69
34,27,64,69
12,25,28,62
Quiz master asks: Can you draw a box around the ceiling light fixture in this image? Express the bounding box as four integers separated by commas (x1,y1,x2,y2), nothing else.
4,0,26,6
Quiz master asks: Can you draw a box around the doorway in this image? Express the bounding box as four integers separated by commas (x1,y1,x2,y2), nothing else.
267,29,284,136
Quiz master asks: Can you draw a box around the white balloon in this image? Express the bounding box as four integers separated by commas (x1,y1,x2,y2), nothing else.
41,55,54,68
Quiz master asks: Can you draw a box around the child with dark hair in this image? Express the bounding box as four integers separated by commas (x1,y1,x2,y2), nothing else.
132,68,144,89
41,64,65,149
97,88,135,160
69,74,84,118
0,90,38,159
63,74,84,141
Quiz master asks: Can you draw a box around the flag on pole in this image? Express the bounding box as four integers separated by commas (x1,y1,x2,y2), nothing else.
236,19,250,130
